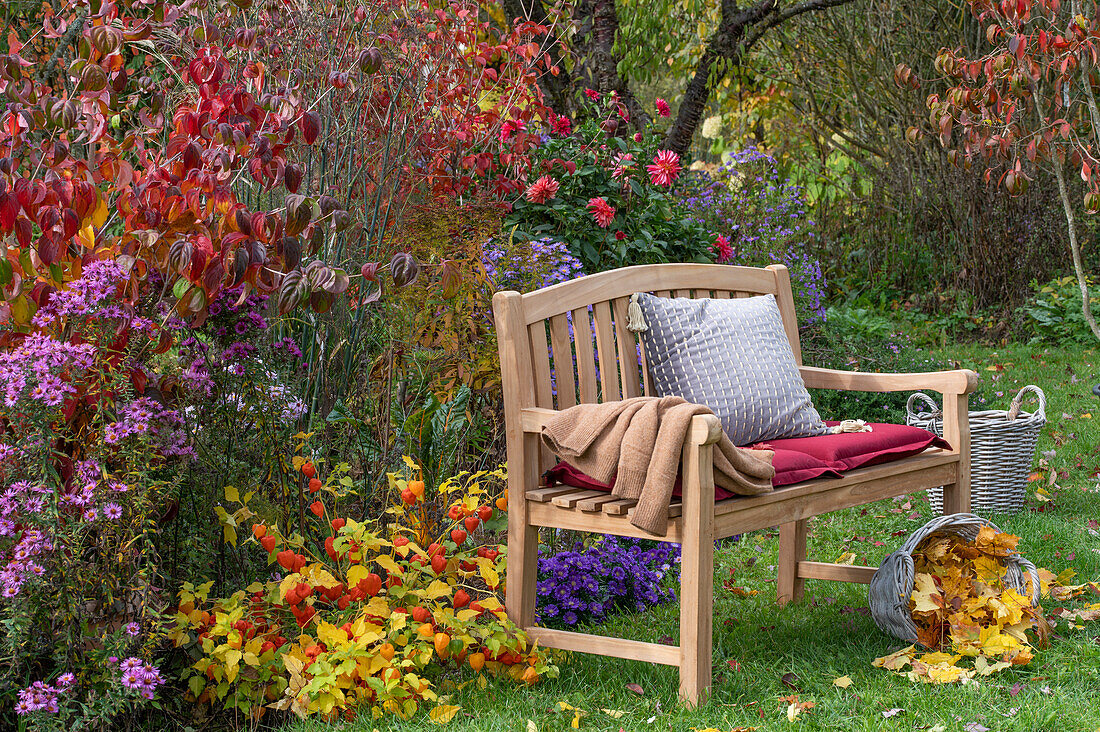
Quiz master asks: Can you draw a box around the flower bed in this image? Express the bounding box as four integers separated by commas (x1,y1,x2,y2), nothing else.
536,536,679,628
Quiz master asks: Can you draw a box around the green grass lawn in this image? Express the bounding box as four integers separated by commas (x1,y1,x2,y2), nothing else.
286,344,1100,732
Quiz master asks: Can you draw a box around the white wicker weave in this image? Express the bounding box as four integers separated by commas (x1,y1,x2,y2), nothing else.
907,385,1046,515
868,513,1040,645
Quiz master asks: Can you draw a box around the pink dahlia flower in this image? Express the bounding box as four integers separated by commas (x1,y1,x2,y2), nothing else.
525,175,560,204
611,153,634,180
587,197,616,228
551,114,572,136
711,234,734,263
656,98,671,117
647,149,681,187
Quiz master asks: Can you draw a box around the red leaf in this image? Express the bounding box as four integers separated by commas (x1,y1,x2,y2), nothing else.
0,192,17,233
300,111,320,145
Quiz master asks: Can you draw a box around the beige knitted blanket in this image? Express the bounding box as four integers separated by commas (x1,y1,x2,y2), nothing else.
540,396,775,535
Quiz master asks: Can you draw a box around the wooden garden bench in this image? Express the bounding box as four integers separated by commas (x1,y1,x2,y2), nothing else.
492,263,976,705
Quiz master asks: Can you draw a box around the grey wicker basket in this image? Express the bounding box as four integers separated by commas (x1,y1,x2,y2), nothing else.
869,513,1040,645
906,385,1046,515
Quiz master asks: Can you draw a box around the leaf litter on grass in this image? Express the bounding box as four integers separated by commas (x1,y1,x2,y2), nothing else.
873,526,1100,684
872,527,1043,683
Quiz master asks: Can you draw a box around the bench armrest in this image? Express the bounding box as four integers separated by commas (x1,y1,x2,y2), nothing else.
799,366,978,395
520,407,723,447
519,407,561,434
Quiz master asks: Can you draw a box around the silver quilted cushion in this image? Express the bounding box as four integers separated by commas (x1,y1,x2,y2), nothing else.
636,292,827,446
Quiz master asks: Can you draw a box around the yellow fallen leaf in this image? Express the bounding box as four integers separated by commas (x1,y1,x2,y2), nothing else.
974,655,1011,676
832,675,852,688
429,705,461,724
786,703,800,722
873,645,916,671
918,651,960,666
526,721,538,732
600,709,625,718
911,572,943,613
835,551,857,565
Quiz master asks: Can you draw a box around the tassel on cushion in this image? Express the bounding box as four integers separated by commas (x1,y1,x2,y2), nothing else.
626,292,648,333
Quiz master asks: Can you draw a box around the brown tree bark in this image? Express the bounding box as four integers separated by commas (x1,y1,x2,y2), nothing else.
571,0,651,128
664,0,857,155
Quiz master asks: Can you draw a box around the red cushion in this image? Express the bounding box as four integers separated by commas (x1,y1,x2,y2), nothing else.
752,422,950,472
542,422,947,500
543,450,836,501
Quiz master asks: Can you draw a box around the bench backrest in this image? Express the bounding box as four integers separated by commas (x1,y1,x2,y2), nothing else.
493,263,801,420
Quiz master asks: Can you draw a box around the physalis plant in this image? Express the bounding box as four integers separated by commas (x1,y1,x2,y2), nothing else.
170,454,556,722
873,526,1045,684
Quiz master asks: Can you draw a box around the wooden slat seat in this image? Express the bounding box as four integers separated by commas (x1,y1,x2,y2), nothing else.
493,263,977,707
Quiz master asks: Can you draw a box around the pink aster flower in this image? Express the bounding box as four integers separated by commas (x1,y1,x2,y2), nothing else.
525,175,560,204
646,149,681,187
586,197,616,228
656,98,671,117
103,503,123,520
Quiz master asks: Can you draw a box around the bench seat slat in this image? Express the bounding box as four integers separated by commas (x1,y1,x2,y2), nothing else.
525,485,579,502
602,499,637,515
577,493,619,512
552,489,604,508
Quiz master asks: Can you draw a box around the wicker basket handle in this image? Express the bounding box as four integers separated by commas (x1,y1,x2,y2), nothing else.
1006,384,1046,422
906,392,941,420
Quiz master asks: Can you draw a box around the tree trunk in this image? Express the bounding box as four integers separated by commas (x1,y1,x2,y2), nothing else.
1053,159,1100,340
572,0,651,128
664,0,856,156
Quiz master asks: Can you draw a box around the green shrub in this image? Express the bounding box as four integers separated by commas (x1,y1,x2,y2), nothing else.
1019,275,1100,344
802,306,950,424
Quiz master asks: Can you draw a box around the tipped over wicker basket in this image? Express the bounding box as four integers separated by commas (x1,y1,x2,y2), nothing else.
869,513,1040,644
907,385,1046,515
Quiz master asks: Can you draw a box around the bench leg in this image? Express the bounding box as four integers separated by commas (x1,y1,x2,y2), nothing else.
777,519,808,606
679,437,715,707
941,392,971,515
940,478,971,515
505,434,540,628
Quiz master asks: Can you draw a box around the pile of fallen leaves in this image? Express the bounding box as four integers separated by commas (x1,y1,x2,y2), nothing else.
873,526,1045,683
